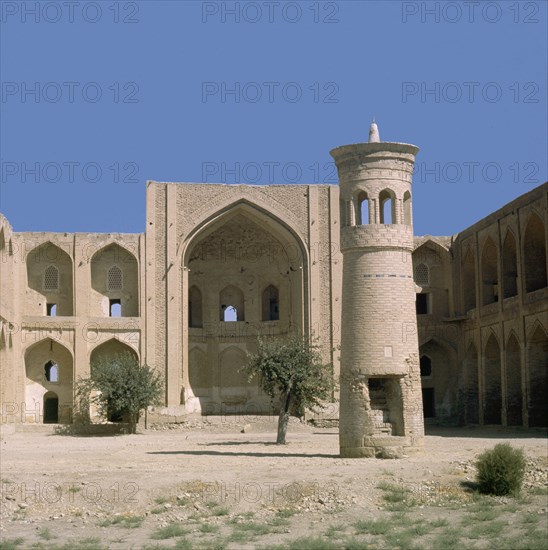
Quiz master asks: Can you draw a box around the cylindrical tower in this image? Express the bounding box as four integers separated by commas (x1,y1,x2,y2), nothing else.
330,122,424,458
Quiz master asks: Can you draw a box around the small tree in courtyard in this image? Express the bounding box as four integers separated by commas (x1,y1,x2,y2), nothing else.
244,335,335,444
76,352,164,434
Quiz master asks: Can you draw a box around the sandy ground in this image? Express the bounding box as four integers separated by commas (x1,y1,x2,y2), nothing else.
1,418,547,549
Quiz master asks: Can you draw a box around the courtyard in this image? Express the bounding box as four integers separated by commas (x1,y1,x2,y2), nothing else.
0,419,546,549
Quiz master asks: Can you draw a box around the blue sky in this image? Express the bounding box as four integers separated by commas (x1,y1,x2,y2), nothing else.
1,0,546,236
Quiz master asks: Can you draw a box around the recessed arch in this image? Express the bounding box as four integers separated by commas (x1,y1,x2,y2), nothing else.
181,199,309,412
462,249,476,311
523,213,547,293
26,242,73,316
24,338,73,424
527,323,547,427
90,243,139,317
181,199,308,268
502,229,518,299
505,332,522,426
89,338,139,368
219,346,249,398
483,333,502,424
89,339,140,422
463,342,479,424
188,347,210,397
419,338,458,421
481,237,498,305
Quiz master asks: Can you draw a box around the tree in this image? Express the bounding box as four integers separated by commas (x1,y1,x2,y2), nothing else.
244,335,335,444
76,352,164,434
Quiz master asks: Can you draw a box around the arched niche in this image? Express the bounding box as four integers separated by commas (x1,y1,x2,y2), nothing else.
483,333,502,425
462,343,479,424
502,230,518,299
527,324,547,427
90,243,139,317
523,213,547,293
481,237,498,306
505,333,522,426
181,201,308,412
26,242,73,316
419,338,458,421
24,338,73,423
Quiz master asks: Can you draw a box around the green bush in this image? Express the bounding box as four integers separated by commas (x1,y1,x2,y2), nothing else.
475,443,526,496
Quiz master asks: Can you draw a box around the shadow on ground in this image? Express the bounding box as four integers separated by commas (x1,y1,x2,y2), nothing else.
148,448,339,458
425,426,548,439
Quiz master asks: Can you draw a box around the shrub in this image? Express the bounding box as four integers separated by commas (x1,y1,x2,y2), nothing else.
475,443,526,496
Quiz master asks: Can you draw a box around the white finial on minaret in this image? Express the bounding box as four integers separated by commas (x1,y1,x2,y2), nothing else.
368,118,380,143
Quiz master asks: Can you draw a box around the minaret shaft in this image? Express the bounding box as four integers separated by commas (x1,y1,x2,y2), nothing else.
331,131,424,458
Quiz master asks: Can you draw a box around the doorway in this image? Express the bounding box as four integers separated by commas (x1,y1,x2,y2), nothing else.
44,393,59,423
422,388,435,418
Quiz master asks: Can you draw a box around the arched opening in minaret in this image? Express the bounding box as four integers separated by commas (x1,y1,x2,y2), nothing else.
357,191,369,225
403,191,412,226
379,189,395,224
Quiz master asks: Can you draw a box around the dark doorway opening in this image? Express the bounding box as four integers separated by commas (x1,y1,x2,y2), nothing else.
44,394,59,423
416,293,428,314
422,388,435,418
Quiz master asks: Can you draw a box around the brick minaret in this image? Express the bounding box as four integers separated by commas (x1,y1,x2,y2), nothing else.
331,121,424,458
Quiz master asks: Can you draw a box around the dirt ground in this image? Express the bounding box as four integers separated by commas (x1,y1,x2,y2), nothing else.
1,418,547,549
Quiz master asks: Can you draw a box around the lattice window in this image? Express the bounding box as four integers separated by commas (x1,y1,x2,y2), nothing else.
107,266,123,291
414,263,429,286
43,265,59,291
